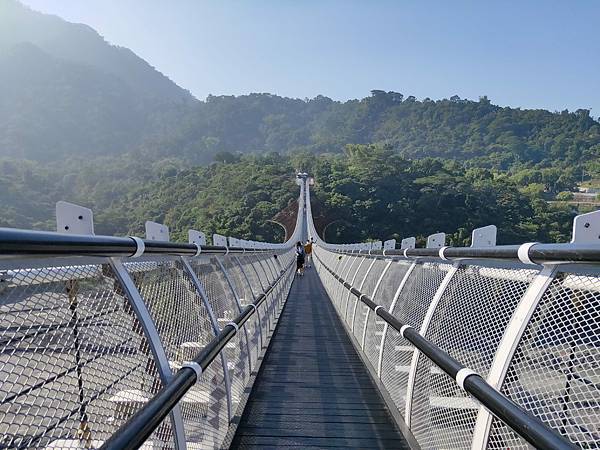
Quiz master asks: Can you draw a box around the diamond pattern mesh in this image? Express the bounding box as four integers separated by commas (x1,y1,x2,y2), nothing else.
0,248,294,450
123,258,228,448
352,259,387,342
363,260,412,369
488,270,600,449
314,247,600,450
187,258,250,417
380,261,453,413
344,258,371,324
410,263,538,450
0,261,174,449
221,256,261,371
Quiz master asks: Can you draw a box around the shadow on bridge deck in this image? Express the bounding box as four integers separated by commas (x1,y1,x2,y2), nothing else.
231,268,409,448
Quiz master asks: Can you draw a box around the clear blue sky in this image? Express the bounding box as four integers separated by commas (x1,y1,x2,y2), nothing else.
22,0,600,114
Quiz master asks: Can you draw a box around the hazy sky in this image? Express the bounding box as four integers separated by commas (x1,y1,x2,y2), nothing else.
22,0,600,114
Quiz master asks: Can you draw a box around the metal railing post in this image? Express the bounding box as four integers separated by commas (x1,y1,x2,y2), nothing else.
377,261,417,377
233,255,264,349
109,258,187,450
343,257,367,321
360,260,393,348
471,264,558,449
180,257,234,422
404,261,461,425
215,258,254,372
350,258,378,331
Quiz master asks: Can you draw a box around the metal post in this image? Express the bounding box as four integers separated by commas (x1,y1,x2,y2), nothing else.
343,257,367,322
215,258,254,372
109,259,187,450
180,257,234,422
377,261,417,377
361,260,393,348
404,261,461,425
233,255,264,349
471,264,558,449
350,258,378,331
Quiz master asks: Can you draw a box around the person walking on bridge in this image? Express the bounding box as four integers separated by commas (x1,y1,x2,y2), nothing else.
295,241,305,276
304,239,313,268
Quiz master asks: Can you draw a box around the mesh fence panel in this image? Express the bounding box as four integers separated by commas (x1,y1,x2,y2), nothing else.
187,258,250,418
123,258,229,448
410,263,538,450
488,269,600,449
335,256,356,309
380,261,453,415
220,256,261,371
0,260,174,449
344,258,371,324
352,259,388,343
363,260,412,369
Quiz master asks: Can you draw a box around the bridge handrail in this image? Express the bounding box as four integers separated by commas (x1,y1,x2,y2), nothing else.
304,176,599,449
316,252,577,450
345,244,600,264
0,227,283,258
100,258,295,449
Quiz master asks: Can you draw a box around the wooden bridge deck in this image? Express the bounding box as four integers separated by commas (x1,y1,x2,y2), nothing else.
231,268,409,449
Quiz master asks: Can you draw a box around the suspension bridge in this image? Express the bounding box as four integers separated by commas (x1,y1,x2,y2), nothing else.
0,173,599,449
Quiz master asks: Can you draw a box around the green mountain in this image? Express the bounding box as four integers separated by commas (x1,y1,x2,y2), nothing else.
0,0,191,101
0,1,597,244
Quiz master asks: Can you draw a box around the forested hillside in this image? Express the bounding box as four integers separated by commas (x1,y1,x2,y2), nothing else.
157,92,600,168
0,0,597,245
0,146,581,245
1,2,599,167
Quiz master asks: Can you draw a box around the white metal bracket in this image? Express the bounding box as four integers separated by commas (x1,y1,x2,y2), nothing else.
572,209,600,244
213,233,228,247
145,221,170,242
383,239,396,250
401,237,416,250
188,229,206,246
426,232,446,249
56,201,94,235
471,225,497,247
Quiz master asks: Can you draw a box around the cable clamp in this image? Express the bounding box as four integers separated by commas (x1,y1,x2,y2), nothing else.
130,236,145,258
248,303,258,313
403,248,409,258
226,321,239,332
518,242,538,265
193,243,202,257
359,293,366,302
225,246,229,256
438,246,449,261
400,324,412,338
382,249,387,256
374,305,383,314
182,361,203,380
455,367,478,390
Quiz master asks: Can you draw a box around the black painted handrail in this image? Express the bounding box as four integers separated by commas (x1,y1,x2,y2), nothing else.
316,253,578,450
335,242,600,264
100,258,294,450
0,227,290,258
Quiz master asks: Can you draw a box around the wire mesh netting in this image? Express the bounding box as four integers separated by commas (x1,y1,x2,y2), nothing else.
221,256,261,371
488,269,600,449
123,257,229,448
352,259,388,344
363,260,413,370
344,258,371,324
0,260,175,449
186,257,250,420
409,263,538,450
379,261,453,415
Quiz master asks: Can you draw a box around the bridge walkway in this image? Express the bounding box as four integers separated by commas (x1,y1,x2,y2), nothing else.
231,267,409,448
